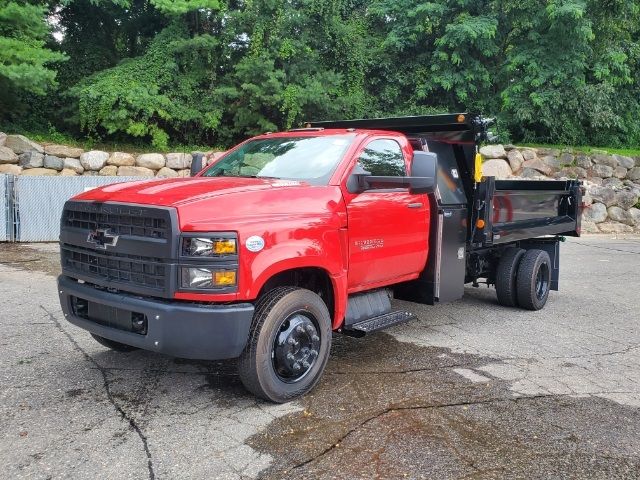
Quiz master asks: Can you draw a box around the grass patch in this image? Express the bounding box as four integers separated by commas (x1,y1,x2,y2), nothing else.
16,131,222,154
518,143,640,157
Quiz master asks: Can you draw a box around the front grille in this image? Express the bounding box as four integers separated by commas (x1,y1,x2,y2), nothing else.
63,206,169,239
60,201,176,296
61,244,166,291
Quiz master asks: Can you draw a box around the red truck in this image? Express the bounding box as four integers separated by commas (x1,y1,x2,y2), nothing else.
58,114,583,402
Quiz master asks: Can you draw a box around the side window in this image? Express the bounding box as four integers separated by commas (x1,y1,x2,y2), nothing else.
358,139,406,176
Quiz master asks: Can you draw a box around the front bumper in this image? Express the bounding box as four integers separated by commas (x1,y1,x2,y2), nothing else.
58,275,254,360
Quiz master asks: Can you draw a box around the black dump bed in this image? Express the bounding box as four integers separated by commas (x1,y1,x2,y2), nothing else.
309,113,583,249
473,178,582,246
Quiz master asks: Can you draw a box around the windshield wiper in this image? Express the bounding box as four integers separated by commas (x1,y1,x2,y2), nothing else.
235,175,280,179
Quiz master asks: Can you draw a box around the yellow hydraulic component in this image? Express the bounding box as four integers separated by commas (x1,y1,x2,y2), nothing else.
474,152,483,183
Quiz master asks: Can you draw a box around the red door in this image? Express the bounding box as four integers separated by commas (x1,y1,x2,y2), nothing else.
344,138,429,290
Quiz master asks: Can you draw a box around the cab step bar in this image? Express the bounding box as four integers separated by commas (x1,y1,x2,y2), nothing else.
343,311,416,336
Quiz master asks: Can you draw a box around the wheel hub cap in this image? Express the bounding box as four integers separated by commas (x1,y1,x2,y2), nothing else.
535,263,549,300
273,313,320,382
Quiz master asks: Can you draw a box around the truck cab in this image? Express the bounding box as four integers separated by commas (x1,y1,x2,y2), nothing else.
58,114,583,402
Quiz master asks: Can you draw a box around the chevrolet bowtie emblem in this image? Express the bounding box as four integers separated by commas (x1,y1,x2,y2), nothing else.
87,228,119,249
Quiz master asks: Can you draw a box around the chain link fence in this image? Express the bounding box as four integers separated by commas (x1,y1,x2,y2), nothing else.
0,175,9,241
1,175,149,242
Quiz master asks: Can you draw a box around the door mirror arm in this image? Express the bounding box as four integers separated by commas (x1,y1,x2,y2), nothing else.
346,164,372,193
348,174,435,194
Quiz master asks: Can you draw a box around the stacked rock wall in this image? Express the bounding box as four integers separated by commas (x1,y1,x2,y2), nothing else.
0,134,211,178
479,144,640,234
1,132,638,233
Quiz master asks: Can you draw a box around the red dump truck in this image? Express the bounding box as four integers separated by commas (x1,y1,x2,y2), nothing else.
58,114,583,402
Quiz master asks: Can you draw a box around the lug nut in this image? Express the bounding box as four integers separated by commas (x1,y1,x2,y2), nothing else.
311,335,320,342
292,362,301,371
287,337,298,346
296,325,305,334
286,353,295,360
305,325,315,334
301,360,310,368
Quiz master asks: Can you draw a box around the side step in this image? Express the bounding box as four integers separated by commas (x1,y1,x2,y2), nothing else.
344,311,416,336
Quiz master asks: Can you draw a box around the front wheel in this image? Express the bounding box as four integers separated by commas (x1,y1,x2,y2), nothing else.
238,287,332,403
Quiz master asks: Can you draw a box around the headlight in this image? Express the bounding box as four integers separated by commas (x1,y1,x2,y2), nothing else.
181,268,237,289
182,237,237,256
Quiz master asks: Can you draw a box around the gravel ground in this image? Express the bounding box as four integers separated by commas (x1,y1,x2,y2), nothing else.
0,236,639,479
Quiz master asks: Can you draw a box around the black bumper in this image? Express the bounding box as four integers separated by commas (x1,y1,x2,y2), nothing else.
58,275,254,360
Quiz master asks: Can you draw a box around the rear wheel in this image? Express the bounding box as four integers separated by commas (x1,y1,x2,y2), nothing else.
238,287,332,403
495,247,526,307
516,249,551,311
90,333,138,352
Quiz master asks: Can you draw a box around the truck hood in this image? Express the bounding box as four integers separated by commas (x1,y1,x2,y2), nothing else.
74,177,306,207
73,176,347,231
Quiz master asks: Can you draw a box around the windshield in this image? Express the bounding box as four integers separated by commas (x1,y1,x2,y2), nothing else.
202,135,354,185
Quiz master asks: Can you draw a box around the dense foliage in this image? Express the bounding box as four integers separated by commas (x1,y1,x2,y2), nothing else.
1,0,639,148
0,1,66,107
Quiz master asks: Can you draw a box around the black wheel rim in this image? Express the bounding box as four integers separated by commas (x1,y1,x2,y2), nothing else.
272,311,321,383
535,263,550,300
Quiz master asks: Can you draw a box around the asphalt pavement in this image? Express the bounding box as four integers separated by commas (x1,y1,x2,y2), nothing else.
1,236,639,479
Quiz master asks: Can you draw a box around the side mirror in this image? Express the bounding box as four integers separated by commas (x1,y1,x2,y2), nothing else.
409,151,437,194
411,151,437,178
190,153,205,177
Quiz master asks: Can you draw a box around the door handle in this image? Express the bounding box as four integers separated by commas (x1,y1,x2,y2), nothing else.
407,202,423,209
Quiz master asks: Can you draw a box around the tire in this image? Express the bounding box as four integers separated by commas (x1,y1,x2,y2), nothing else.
90,333,139,352
516,249,552,311
495,247,526,307
238,287,332,403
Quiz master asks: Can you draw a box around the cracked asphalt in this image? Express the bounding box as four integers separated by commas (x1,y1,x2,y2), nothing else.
1,236,639,479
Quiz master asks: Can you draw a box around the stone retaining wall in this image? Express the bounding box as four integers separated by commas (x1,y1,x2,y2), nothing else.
1,132,638,233
0,133,221,179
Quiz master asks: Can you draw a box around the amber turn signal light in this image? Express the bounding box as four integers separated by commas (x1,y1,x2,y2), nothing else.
476,219,485,229
212,239,237,255
214,270,237,286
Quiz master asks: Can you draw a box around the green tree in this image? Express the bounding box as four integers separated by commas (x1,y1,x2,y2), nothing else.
69,21,222,148
4,0,640,148
0,1,66,103
68,0,370,146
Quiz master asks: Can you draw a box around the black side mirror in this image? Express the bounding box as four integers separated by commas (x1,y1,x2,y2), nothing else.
411,151,437,178
190,153,205,177
408,151,437,194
